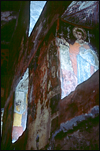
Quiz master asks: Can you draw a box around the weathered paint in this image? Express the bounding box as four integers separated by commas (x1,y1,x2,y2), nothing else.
1,1,99,150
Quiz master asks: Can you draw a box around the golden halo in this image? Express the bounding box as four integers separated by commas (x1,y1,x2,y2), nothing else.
73,27,87,40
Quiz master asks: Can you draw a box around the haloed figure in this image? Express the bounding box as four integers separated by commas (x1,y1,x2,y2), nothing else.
15,100,21,112
61,27,99,99
69,27,99,84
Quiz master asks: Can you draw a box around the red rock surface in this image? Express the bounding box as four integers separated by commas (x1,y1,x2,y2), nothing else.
59,69,99,124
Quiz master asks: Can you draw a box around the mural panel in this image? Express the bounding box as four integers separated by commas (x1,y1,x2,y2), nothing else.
14,91,26,114
59,26,99,99
12,69,29,143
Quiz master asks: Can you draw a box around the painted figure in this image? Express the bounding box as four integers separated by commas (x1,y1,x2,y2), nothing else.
61,69,77,97
60,27,99,99
69,27,99,84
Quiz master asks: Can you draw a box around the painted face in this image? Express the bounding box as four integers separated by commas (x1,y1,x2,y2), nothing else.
76,31,83,40
16,100,21,106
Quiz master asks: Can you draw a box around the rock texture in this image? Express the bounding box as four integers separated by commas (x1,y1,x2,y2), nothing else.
1,1,99,150
59,69,99,124
42,70,99,150
61,1,99,28
46,105,99,150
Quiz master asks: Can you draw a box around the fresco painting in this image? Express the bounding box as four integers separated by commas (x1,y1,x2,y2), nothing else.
12,91,28,143
60,27,99,99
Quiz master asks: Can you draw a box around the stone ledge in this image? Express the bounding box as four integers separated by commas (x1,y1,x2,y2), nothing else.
59,69,99,124
60,105,99,133
46,105,99,150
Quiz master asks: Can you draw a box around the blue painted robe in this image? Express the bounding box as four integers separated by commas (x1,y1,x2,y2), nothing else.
77,46,99,84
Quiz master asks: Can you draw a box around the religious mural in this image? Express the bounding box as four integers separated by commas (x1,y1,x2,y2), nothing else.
59,26,99,99
14,91,26,114
12,68,29,143
12,91,28,143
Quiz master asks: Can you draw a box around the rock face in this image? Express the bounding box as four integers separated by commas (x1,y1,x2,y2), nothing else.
60,105,99,133
46,106,99,150
1,1,99,150
1,2,30,150
54,120,99,150
42,70,99,150
26,33,60,149
59,69,99,124
61,1,99,28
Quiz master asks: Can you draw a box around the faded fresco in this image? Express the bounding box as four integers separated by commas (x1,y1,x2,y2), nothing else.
12,69,29,143
60,27,99,99
12,91,28,143
14,91,26,114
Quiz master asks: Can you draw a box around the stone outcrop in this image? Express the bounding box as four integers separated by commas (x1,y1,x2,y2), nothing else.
42,70,99,150
1,1,99,150
59,69,99,124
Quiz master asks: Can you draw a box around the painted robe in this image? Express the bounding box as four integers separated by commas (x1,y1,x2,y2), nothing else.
60,40,99,99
